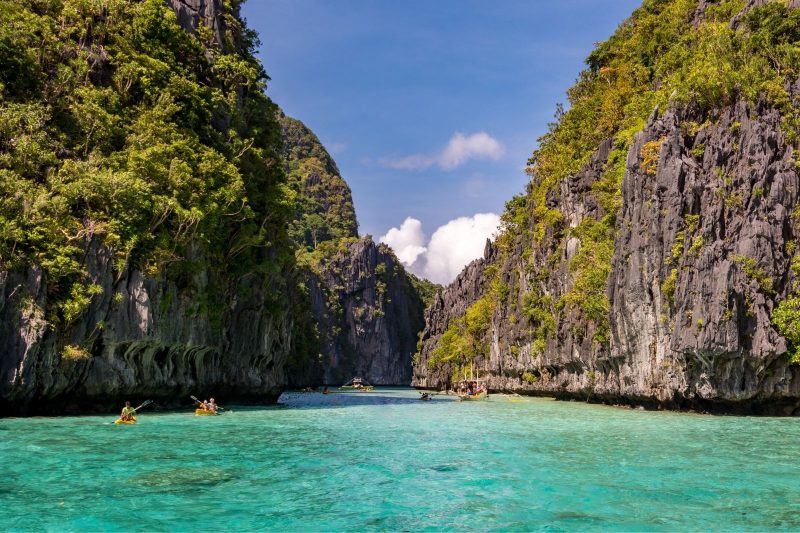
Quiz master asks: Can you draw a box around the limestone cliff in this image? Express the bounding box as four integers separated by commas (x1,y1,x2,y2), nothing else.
414,0,800,414
0,0,427,414
169,0,226,49
297,238,425,385
278,114,425,386
0,242,294,415
278,113,359,249
0,0,297,414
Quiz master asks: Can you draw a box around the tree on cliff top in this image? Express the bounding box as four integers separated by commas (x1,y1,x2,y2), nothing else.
278,113,359,251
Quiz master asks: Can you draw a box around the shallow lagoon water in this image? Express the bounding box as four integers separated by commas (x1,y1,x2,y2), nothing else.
2,388,800,531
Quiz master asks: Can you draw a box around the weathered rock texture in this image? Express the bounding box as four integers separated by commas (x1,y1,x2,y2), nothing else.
414,0,800,414
415,94,800,414
415,241,496,384
294,238,425,386
168,0,226,50
278,113,425,387
0,241,294,415
0,1,426,414
0,0,296,415
607,98,800,412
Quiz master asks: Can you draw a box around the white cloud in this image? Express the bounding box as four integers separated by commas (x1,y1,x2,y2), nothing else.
439,132,505,170
422,213,500,284
379,131,505,172
379,217,427,265
379,213,500,285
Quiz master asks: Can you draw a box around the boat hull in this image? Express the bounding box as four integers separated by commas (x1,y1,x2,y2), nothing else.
458,391,488,401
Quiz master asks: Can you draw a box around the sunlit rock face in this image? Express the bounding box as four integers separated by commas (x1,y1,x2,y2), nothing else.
0,0,292,415
0,1,428,414
167,0,226,48
276,113,426,388
414,3,800,415
415,96,800,414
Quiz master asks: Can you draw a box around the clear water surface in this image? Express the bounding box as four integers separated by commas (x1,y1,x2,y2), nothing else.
2,388,800,531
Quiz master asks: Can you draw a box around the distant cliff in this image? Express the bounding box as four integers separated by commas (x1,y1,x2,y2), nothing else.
277,114,426,386
299,238,425,385
414,0,800,414
279,113,359,248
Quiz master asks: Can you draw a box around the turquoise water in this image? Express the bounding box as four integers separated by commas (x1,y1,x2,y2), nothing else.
2,388,800,531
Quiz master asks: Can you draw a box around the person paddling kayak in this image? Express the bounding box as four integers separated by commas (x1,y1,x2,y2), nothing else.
207,398,218,413
120,401,136,422
114,400,152,425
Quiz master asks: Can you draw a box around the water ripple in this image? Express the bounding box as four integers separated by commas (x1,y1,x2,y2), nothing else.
2,388,800,530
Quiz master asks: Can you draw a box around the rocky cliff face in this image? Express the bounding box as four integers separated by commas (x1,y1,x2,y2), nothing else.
278,111,426,387
0,242,294,415
0,0,427,414
607,98,800,412
298,238,425,386
416,97,800,414
168,0,226,49
413,242,496,388
414,0,800,414
0,0,298,415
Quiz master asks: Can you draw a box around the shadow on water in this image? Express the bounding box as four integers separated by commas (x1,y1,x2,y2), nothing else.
275,388,459,410
128,467,242,493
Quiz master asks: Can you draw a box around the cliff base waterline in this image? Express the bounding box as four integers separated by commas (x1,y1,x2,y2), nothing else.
414,386,800,416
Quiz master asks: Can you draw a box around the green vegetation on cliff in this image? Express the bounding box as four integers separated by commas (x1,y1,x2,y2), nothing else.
427,0,800,373
511,0,800,341
427,293,495,382
0,0,293,326
279,113,358,251
407,273,440,307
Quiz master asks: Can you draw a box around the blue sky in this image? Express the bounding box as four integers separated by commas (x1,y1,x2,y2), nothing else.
243,0,641,281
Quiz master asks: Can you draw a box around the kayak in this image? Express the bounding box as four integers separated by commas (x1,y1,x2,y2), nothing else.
195,409,219,416
114,417,137,425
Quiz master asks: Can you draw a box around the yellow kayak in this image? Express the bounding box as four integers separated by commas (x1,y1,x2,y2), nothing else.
195,409,219,416
114,417,137,425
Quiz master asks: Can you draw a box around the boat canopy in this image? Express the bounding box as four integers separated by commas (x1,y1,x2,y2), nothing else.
341,377,372,387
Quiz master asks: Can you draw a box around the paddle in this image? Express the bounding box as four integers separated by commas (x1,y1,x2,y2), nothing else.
134,400,153,412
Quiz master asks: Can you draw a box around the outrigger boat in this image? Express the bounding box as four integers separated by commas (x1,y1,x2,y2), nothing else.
457,364,489,401
340,377,374,392
457,379,488,401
